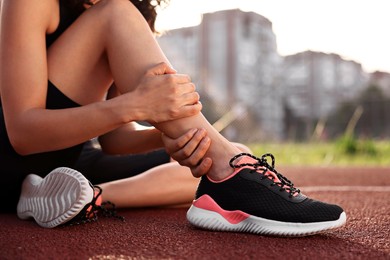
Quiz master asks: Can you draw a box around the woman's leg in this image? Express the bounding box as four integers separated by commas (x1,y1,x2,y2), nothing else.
48,0,240,181
97,143,252,208
99,162,199,208
74,139,171,183
76,141,252,208
46,1,347,235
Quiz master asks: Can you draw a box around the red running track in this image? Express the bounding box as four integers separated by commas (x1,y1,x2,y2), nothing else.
0,166,389,259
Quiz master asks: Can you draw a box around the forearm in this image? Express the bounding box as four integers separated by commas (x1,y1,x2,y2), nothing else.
155,113,222,142
7,98,128,155
98,125,164,155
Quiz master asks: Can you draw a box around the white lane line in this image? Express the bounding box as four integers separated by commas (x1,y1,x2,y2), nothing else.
300,186,390,192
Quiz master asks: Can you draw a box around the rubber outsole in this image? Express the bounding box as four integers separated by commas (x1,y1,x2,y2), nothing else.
17,167,94,228
186,196,347,237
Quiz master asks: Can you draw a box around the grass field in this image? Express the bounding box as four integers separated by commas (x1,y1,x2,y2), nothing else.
249,139,390,167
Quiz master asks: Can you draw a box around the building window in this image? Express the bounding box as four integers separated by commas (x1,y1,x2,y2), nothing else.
243,14,251,38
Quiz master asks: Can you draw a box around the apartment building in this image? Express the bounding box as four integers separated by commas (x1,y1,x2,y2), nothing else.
158,9,284,141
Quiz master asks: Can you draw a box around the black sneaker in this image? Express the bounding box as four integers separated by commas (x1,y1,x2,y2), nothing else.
187,153,347,236
68,185,125,226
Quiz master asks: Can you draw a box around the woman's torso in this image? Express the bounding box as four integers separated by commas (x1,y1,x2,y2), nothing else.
0,0,86,175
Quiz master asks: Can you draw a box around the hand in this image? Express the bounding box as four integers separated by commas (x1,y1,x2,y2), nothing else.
162,128,212,178
132,62,202,123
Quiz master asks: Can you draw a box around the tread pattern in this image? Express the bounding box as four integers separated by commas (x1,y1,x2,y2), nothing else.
17,167,94,228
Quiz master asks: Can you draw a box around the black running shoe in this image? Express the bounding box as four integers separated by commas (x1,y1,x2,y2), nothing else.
68,185,125,226
187,153,347,236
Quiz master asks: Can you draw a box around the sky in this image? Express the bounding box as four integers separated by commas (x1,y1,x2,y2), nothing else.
155,0,390,74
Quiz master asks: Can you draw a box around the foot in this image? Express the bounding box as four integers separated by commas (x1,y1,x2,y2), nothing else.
17,167,94,228
187,153,347,237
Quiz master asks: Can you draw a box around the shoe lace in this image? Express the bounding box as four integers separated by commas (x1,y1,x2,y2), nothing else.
67,185,125,226
229,153,300,198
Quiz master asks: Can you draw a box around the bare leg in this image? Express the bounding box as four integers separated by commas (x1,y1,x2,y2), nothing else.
98,143,252,208
48,0,240,180
99,162,199,208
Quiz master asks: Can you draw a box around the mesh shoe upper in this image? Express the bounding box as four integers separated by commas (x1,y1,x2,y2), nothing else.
195,153,344,223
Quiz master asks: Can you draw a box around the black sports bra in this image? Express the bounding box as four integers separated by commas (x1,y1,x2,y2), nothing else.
46,0,82,48
45,0,83,109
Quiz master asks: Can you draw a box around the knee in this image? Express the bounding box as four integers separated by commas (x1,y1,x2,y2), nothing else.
96,0,143,22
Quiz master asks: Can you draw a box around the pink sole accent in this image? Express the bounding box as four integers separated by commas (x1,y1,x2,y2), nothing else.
193,195,249,224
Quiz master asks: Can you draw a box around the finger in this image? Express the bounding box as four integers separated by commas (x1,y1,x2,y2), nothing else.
162,129,197,154
178,102,202,118
146,62,176,76
174,135,210,168
177,82,196,96
172,129,208,161
174,83,197,101
184,134,211,166
191,158,212,178
164,73,192,84
180,92,200,107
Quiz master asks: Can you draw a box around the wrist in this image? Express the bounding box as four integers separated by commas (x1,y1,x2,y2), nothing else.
110,93,143,124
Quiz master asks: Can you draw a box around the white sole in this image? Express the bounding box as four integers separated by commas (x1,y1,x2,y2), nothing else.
17,167,94,228
187,200,347,237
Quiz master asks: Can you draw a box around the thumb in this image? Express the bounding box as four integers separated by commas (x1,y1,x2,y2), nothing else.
146,62,177,76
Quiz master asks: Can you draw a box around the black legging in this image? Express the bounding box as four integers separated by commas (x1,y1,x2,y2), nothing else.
74,139,171,184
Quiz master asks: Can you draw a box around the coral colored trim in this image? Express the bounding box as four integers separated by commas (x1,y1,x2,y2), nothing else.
207,156,258,183
193,195,249,224
87,190,102,217
95,191,102,206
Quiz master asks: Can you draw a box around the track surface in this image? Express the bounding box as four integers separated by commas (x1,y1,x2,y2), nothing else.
1,166,389,259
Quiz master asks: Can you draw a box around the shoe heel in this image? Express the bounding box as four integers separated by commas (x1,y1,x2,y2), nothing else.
17,167,94,228
187,195,250,232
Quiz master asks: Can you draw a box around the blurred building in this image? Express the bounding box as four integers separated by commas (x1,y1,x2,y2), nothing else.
158,9,284,141
157,9,382,141
369,71,390,97
282,51,368,120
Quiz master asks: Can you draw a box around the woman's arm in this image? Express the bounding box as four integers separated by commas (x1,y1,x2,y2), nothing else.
98,122,164,155
0,0,125,155
98,85,163,154
0,0,200,155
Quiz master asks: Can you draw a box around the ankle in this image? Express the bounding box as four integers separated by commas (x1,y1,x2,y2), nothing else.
207,164,235,181
207,152,259,181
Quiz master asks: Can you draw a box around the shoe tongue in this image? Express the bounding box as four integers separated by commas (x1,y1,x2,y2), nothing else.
235,155,258,165
231,155,257,174
234,154,299,197
234,155,281,183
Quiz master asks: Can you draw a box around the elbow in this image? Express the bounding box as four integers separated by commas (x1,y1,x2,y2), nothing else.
9,136,33,156
5,114,38,155
7,127,37,156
